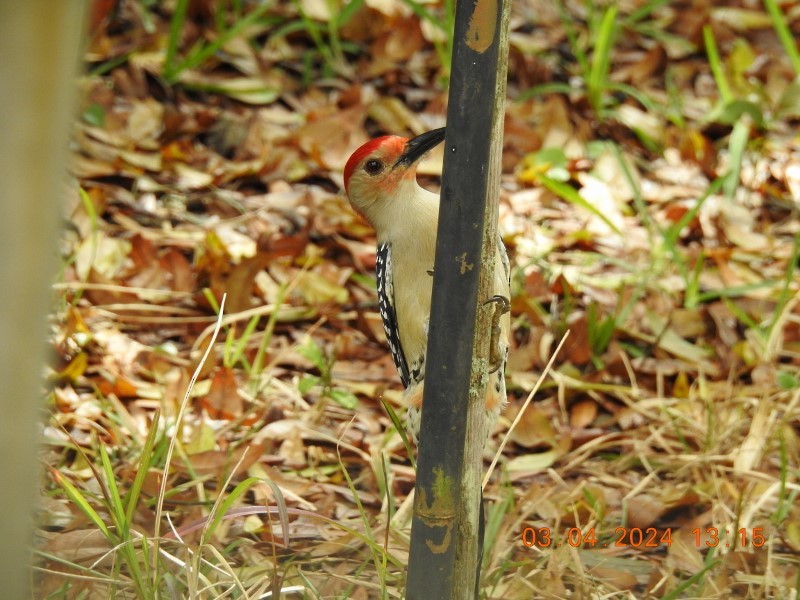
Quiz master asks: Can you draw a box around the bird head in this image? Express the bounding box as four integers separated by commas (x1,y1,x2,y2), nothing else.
343,128,446,222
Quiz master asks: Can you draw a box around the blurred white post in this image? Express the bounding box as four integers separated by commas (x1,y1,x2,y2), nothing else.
0,2,86,597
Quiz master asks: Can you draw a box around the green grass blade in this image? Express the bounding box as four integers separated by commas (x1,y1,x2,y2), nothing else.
703,25,732,104
98,444,127,531
261,478,291,547
766,227,800,335
606,81,662,114
763,0,800,75
336,0,365,27
662,175,726,251
723,118,750,199
229,313,261,368
517,81,575,101
558,0,589,76
538,175,623,235
694,279,779,305
588,4,619,113
611,142,661,239
661,553,722,600
164,0,190,80
336,446,388,595
51,468,112,539
249,282,289,391
381,397,416,470
684,249,704,309
399,0,446,32
625,0,670,25
202,476,262,544
98,444,148,594
376,450,394,555
125,409,161,524
168,1,275,82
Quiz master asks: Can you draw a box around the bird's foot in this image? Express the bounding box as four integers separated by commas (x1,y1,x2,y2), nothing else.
484,295,510,374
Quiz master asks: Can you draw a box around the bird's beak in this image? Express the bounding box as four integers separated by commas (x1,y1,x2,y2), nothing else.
394,127,446,169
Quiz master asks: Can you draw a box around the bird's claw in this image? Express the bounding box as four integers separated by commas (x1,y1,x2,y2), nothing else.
484,295,510,374
484,294,510,314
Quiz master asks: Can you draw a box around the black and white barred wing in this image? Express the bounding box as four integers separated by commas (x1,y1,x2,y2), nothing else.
376,243,411,388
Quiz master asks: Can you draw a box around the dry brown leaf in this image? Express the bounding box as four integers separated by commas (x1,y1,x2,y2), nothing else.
625,494,668,529
507,404,557,448
569,398,597,429
174,443,264,477
587,561,640,590
666,529,706,573
42,528,113,565
199,366,244,421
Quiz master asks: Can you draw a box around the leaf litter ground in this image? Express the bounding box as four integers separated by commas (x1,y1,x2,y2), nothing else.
40,1,799,598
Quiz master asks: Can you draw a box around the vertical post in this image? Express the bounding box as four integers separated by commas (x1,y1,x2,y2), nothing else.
405,0,511,596
0,2,86,597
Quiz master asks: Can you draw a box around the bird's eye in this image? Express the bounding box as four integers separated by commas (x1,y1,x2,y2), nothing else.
364,159,383,175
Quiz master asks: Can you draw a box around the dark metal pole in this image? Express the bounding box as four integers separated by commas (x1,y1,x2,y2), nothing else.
405,0,511,596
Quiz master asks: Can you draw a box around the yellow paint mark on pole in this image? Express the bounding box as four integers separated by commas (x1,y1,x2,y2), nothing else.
414,467,457,554
465,0,497,53
457,253,474,274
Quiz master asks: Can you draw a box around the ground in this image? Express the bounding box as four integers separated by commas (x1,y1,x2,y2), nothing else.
38,0,799,598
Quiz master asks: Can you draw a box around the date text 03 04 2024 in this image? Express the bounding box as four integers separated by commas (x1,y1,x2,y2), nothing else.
521,527,768,549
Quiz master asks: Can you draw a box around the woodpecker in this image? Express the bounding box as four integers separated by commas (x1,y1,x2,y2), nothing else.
344,128,511,445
